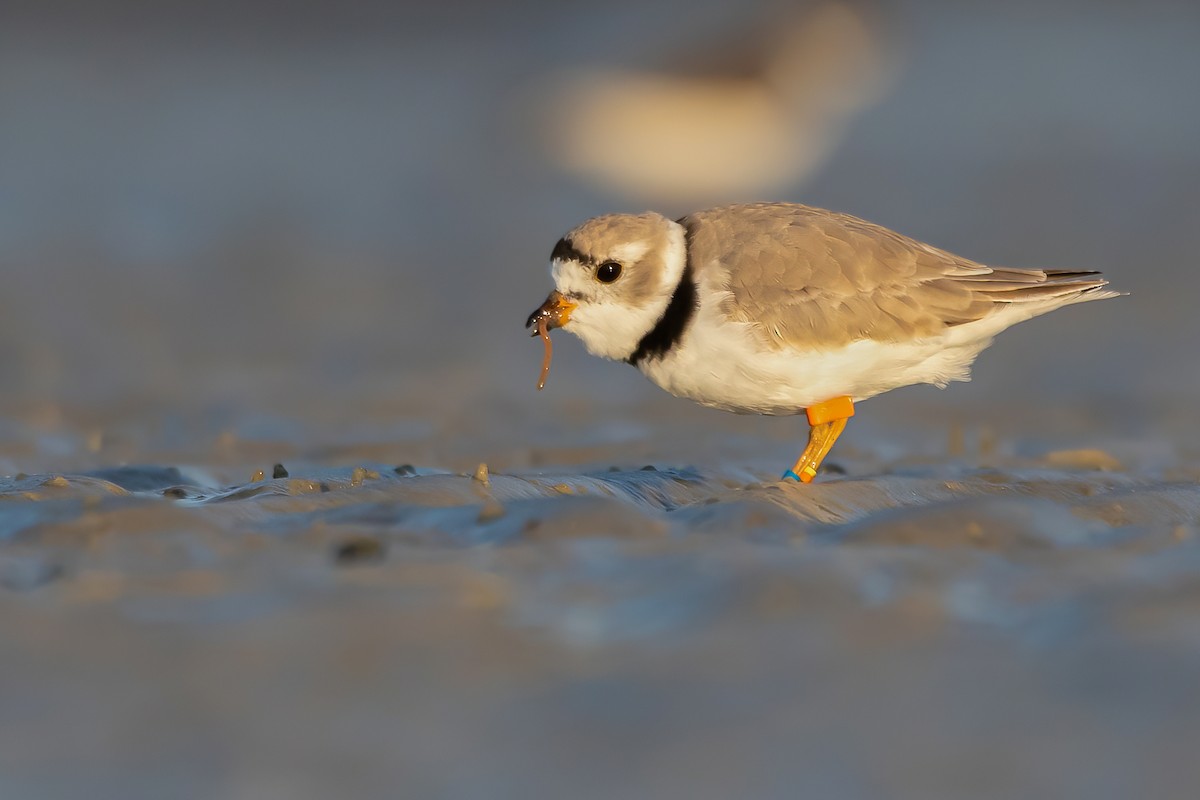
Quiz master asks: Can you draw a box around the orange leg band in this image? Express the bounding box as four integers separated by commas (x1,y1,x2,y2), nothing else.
784,396,855,483
805,395,856,426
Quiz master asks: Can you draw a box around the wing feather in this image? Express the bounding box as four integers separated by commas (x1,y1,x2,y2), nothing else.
680,203,1110,350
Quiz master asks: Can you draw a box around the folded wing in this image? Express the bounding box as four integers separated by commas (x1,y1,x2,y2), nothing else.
681,203,1115,349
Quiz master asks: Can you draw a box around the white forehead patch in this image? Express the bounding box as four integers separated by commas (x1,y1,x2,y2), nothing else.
550,257,589,297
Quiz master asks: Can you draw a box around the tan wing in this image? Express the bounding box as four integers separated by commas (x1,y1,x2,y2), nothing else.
681,203,1112,349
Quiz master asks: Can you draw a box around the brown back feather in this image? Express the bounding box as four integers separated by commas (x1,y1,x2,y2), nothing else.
680,203,1111,349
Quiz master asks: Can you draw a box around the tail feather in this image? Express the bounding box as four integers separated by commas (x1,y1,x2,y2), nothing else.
1042,269,1104,281
956,266,1121,306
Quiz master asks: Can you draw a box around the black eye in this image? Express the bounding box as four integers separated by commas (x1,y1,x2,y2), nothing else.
596,261,622,283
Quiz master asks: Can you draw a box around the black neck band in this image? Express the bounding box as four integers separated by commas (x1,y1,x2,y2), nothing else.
627,229,698,366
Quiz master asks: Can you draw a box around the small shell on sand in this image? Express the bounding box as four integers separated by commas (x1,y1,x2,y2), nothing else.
473,463,491,486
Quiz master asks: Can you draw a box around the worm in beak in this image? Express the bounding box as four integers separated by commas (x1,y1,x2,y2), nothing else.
525,291,577,390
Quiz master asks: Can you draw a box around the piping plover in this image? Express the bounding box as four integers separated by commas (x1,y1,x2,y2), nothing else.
526,202,1118,482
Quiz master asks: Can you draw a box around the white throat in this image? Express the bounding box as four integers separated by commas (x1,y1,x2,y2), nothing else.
553,221,688,362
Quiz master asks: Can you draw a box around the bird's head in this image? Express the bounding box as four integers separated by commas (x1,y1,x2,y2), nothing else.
525,211,687,362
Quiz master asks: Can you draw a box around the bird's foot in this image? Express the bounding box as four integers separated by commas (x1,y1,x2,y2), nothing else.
782,396,855,483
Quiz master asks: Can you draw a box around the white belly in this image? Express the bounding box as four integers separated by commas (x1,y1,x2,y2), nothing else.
635,301,1017,415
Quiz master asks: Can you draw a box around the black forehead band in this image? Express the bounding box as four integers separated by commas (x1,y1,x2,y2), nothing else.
550,237,596,266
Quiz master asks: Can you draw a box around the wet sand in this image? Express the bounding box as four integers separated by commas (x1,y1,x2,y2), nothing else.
3,416,1200,797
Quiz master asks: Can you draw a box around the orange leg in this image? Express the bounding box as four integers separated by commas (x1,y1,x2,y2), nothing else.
782,396,855,483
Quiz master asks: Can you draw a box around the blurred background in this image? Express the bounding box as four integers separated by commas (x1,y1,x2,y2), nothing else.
2,0,1198,472
4,3,1200,799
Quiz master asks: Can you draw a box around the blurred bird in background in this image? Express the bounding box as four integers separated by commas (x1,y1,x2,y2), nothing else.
538,2,895,204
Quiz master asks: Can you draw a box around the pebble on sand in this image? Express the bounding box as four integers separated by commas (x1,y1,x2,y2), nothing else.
333,537,386,565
